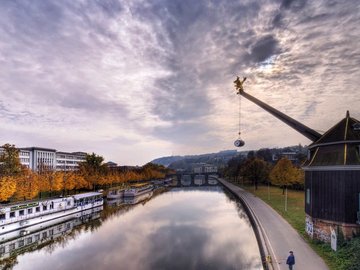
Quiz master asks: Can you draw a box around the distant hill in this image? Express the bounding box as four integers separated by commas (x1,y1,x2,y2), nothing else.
150,145,307,171
150,150,240,170
150,156,184,167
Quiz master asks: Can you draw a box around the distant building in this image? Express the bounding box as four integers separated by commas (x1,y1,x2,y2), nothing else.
272,151,298,162
55,151,87,171
105,161,118,168
0,146,87,172
193,163,218,174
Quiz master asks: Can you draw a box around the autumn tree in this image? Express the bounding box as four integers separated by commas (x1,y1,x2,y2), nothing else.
37,169,63,197
0,143,22,176
269,157,302,194
63,172,77,194
14,169,39,200
73,173,89,190
241,158,270,189
0,176,17,201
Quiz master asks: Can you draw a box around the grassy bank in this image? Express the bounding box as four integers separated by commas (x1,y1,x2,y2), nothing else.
231,182,360,270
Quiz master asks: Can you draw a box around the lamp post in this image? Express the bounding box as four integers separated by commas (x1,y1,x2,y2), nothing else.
285,186,288,212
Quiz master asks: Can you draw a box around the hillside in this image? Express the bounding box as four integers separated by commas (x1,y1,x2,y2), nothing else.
150,145,307,171
150,150,240,170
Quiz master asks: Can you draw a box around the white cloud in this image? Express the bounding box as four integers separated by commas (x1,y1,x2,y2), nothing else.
0,0,359,164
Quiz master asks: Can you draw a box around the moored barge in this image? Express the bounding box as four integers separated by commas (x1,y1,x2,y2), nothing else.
0,192,103,235
123,184,153,197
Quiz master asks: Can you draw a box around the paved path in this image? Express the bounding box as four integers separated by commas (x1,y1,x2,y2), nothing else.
218,178,329,270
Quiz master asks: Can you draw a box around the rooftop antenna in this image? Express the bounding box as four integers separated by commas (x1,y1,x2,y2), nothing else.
233,76,246,147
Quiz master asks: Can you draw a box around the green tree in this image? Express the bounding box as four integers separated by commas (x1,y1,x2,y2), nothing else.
223,155,243,182
0,143,22,176
241,158,270,189
79,153,108,189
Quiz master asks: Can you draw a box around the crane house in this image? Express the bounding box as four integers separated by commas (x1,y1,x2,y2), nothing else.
303,112,360,242
234,77,360,243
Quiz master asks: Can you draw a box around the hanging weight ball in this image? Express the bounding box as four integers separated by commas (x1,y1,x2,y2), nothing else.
234,139,245,147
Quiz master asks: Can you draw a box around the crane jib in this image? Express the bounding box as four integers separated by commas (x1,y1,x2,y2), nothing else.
239,90,322,142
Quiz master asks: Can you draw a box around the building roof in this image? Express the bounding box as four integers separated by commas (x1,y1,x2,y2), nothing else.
304,111,360,167
20,147,57,152
311,111,360,146
73,192,102,200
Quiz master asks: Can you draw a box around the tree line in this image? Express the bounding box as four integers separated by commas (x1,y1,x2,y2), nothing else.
0,144,173,202
222,149,305,193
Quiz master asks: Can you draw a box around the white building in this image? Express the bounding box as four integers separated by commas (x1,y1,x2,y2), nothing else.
272,151,298,162
193,163,218,174
55,151,87,171
20,147,57,171
0,146,86,172
19,149,31,168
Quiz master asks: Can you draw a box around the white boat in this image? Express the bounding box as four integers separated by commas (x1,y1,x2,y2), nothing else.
164,178,172,184
107,188,125,199
0,207,102,260
0,192,103,235
123,184,153,197
123,191,153,205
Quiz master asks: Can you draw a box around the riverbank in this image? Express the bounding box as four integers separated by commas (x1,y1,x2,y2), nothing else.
218,178,328,270
238,183,360,270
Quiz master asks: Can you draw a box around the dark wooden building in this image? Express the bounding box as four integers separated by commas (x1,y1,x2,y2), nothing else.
235,78,360,242
303,111,360,241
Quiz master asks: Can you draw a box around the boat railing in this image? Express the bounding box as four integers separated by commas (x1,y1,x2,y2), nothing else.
0,204,78,226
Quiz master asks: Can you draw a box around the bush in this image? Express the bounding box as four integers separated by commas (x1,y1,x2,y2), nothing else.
336,236,360,270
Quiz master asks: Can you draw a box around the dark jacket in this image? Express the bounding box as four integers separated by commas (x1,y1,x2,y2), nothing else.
286,254,295,265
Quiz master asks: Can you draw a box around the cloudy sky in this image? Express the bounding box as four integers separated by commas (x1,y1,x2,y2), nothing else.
1,0,359,165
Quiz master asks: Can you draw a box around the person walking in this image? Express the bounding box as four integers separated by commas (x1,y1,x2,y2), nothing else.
286,251,295,270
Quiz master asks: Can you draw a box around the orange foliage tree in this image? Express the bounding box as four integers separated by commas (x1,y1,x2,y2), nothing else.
14,169,39,201
269,157,303,194
0,176,17,202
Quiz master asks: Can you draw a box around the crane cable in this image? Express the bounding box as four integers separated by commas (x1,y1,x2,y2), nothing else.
238,91,242,139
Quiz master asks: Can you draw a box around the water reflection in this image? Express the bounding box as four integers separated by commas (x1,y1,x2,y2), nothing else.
4,187,261,270
0,206,103,269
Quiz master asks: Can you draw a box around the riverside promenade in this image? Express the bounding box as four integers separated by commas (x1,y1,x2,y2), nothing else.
218,178,329,270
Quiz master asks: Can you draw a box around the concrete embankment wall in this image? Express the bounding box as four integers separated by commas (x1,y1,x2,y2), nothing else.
218,178,273,270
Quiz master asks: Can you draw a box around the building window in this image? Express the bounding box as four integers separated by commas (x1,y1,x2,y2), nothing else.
43,205,47,211
306,189,311,205
19,210,24,216
0,246,5,255
27,237,32,244
42,232,47,238
27,208,33,214
35,234,40,241
36,207,40,212
0,214,5,220
18,239,24,247
9,243,15,251
10,212,15,218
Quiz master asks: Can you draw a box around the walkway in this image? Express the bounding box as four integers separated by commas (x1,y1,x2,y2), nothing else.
218,178,329,270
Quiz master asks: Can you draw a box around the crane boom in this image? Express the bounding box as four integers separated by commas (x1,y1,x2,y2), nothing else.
235,81,322,142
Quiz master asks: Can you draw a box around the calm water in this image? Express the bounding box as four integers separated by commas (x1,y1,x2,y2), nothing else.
3,187,262,270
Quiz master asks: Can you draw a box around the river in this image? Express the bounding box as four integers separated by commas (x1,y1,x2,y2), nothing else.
1,186,262,270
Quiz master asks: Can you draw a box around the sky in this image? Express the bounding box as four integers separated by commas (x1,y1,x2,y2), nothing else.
0,0,359,165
